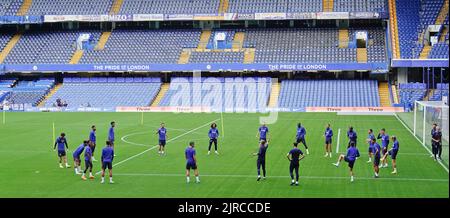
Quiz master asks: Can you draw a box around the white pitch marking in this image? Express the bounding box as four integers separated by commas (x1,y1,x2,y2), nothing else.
336,128,341,153
113,173,449,182
394,114,448,173
96,118,220,174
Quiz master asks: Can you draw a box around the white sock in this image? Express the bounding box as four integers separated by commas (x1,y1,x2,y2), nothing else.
292,179,295,183
110,177,113,182
375,172,379,176
89,172,93,177
351,176,354,181
196,176,200,182
101,177,105,182
75,168,78,173
335,162,340,166
186,177,190,183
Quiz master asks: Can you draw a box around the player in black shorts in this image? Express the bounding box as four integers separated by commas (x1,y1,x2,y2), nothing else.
286,143,305,186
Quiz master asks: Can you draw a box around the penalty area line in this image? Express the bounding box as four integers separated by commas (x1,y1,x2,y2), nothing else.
96,118,220,174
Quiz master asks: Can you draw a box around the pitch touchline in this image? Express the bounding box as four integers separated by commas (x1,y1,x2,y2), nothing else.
394,114,449,173
95,118,220,174
113,173,449,182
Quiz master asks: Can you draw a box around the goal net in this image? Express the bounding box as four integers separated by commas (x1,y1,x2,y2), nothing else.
412,101,449,165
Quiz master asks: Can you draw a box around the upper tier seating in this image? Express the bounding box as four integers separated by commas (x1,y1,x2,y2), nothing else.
159,77,271,111
80,30,200,64
278,80,381,108
4,31,91,64
45,77,161,108
120,0,219,14
0,0,22,16
27,0,113,15
334,0,387,13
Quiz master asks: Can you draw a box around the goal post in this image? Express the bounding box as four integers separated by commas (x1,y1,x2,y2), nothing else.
413,101,449,165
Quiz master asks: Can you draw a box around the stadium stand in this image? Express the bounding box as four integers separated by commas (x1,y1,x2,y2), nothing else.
189,51,244,63
0,0,22,16
278,80,381,109
119,0,220,14
3,31,90,64
26,0,113,15
0,79,54,106
44,77,161,108
428,42,449,58
334,0,387,13
429,83,449,101
244,28,386,63
398,83,427,107
80,30,200,64
159,77,271,111
395,0,449,59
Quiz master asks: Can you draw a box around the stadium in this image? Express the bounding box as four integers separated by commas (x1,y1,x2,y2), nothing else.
0,0,448,199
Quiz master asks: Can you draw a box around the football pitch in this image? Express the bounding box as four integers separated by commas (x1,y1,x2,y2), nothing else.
0,112,448,198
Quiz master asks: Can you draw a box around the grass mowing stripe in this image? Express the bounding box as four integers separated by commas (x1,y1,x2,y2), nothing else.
394,114,449,173
95,118,220,174
336,128,341,153
114,173,449,182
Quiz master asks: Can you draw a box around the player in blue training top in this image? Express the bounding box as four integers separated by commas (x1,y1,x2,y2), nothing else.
296,123,309,155
371,138,381,178
73,140,89,175
333,142,360,182
89,125,97,162
81,142,94,180
377,128,389,168
108,121,116,156
286,143,305,186
185,141,200,183
324,124,333,158
101,141,115,184
256,123,269,142
347,126,357,148
156,122,167,155
208,123,220,155
254,140,269,181
53,133,70,168
381,136,400,174
366,129,376,163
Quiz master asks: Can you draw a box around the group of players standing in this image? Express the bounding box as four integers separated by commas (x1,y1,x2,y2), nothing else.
53,122,116,184
53,119,444,186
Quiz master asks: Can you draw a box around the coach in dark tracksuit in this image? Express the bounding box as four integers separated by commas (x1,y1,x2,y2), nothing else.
432,126,442,161
255,140,269,181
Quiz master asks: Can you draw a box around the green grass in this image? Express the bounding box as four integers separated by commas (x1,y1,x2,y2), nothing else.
0,112,448,198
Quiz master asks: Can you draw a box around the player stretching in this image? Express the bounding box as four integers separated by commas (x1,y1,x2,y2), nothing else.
377,128,389,168
324,124,333,157
156,122,167,155
208,123,219,155
286,143,305,186
101,141,115,184
333,142,360,182
53,133,70,168
108,121,116,156
371,138,381,178
347,127,357,148
296,123,309,154
185,141,200,183
254,140,269,181
366,129,375,163
431,126,442,161
81,143,94,180
89,125,97,162
381,136,399,174
256,123,269,142
73,140,89,174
